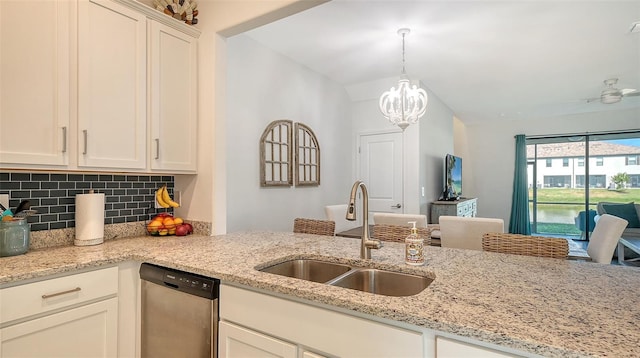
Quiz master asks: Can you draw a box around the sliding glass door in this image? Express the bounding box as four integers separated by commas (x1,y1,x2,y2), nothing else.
527,131,640,239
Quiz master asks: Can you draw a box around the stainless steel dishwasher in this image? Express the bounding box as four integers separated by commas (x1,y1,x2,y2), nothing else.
140,263,220,358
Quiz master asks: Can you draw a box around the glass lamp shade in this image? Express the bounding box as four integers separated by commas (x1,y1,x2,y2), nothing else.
379,76,428,130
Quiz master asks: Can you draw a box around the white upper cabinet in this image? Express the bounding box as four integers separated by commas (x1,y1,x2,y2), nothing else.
77,0,147,170
149,20,198,173
0,0,199,173
0,0,70,167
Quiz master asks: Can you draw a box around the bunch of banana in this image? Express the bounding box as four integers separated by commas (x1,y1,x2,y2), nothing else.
155,185,179,208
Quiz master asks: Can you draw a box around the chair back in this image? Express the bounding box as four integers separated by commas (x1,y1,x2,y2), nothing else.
482,233,569,259
293,218,336,236
373,224,432,245
372,213,427,227
440,216,504,251
324,204,359,233
575,210,597,232
587,214,628,264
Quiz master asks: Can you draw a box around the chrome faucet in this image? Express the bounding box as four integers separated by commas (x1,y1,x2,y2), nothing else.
346,180,382,259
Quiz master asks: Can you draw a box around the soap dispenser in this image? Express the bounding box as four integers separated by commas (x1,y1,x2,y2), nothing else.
405,221,424,266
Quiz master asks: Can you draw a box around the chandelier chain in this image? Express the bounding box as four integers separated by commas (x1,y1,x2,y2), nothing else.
401,32,406,75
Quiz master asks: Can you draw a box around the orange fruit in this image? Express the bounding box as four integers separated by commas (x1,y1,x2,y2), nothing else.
2,215,13,221
173,217,183,225
158,229,169,236
147,221,162,234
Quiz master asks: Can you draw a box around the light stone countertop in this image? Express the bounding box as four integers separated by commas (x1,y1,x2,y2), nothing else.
1,231,639,358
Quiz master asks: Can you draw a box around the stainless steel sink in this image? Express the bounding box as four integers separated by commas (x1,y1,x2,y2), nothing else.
258,258,434,296
259,259,352,283
328,268,433,297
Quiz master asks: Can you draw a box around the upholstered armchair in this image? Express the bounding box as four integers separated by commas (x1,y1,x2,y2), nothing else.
595,202,640,239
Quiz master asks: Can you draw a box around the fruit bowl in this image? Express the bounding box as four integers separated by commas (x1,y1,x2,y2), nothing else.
146,213,193,236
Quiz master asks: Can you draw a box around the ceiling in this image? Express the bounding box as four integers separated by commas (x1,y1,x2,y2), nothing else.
242,0,640,124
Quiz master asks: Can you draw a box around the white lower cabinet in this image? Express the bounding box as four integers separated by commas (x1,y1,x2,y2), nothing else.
219,321,297,358
220,284,529,358
301,350,329,358
436,337,517,358
0,266,120,358
0,298,118,357
219,284,423,358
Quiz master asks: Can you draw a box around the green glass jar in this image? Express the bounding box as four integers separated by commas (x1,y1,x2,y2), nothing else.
0,219,30,257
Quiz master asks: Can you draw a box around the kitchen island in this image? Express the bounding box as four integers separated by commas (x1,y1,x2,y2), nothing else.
1,231,639,357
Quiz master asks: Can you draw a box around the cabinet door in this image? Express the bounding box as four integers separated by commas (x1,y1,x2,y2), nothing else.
219,321,297,358
0,298,118,357
149,21,198,172
436,337,517,358
78,0,146,170
301,350,328,358
0,0,70,167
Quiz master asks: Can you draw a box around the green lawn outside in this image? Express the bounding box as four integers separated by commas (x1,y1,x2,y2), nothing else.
528,188,639,236
529,188,640,204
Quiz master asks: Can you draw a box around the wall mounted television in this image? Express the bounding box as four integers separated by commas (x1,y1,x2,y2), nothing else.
444,154,462,200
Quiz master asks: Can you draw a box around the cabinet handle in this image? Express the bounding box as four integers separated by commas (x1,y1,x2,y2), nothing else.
391,204,402,208
62,126,67,153
155,138,160,159
82,130,88,154
42,287,81,299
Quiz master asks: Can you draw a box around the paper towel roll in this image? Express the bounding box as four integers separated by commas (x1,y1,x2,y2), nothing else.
75,192,105,246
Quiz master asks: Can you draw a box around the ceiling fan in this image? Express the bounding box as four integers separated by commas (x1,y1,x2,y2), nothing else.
587,78,640,104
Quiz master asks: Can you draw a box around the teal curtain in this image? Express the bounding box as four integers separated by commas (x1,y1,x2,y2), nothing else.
509,134,531,234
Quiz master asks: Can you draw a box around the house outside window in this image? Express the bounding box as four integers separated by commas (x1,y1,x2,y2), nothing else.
596,157,603,166
576,175,606,188
627,155,639,166
543,175,571,188
630,174,640,188
562,158,569,167
577,158,584,167
545,159,552,167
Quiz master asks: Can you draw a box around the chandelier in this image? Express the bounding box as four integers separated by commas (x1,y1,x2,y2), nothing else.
379,28,428,131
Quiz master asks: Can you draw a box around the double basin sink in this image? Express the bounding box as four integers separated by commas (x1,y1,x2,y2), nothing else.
258,258,433,297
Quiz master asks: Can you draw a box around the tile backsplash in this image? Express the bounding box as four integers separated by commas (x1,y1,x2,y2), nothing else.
0,172,174,231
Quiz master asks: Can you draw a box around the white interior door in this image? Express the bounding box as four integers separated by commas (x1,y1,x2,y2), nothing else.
359,131,403,214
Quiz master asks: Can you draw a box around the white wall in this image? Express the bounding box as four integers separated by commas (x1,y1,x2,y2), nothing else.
419,89,455,221
171,0,322,234
461,107,640,226
226,35,352,232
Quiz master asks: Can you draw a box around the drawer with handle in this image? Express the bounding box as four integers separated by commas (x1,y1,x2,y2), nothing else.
0,266,118,325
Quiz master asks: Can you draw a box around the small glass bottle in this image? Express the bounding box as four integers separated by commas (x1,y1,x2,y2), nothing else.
405,221,424,266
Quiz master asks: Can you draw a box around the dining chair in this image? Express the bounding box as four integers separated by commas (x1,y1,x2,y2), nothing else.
324,204,359,233
439,216,504,251
372,213,427,227
586,214,629,264
293,218,336,236
482,233,569,259
574,209,597,240
373,224,433,245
